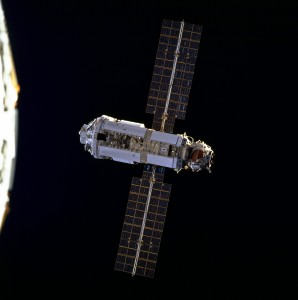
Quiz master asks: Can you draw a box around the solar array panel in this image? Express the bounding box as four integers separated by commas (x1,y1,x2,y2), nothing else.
114,170,171,278
152,114,176,133
115,19,202,278
142,164,165,183
146,19,202,133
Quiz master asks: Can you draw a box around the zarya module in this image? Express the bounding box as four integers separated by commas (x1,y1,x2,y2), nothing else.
79,115,213,173
79,19,214,278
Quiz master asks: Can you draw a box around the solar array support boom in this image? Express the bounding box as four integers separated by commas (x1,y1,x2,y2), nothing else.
160,20,184,132
132,166,156,276
131,20,185,275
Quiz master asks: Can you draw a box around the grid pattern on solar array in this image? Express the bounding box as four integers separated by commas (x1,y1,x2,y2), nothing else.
146,19,202,133
152,114,176,134
142,164,165,183
114,173,171,278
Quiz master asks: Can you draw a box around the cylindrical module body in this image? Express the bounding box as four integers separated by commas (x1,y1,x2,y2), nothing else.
79,115,214,173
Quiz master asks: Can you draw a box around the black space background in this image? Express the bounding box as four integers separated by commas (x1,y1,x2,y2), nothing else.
0,0,297,299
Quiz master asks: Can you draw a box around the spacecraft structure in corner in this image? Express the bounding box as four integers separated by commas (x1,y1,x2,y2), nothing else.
79,19,214,278
0,1,20,231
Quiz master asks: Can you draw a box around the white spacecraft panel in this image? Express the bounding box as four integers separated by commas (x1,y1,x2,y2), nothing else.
0,0,20,231
102,120,147,138
99,146,141,164
117,120,145,127
150,131,182,146
147,154,177,169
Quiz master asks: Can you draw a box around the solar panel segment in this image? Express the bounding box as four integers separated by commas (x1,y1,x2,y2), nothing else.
146,19,202,133
142,163,165,183
114,167,171,278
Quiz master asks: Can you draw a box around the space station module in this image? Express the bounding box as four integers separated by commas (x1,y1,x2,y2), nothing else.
79,115,214,173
